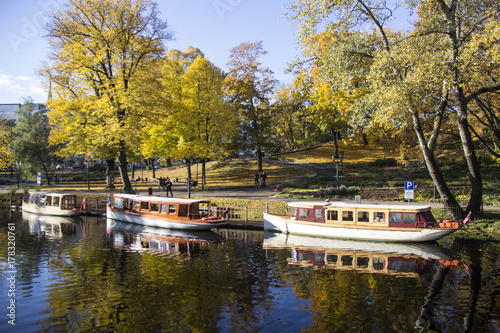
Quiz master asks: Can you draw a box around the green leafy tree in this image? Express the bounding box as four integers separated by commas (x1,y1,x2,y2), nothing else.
41,0,172,193
225,41,278,172
9,99,56,184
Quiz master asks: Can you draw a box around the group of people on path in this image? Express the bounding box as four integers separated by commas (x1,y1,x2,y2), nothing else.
158,176,173,197
254,171,267,187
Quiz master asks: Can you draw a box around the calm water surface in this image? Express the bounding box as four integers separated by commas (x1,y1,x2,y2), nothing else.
0,209,499,332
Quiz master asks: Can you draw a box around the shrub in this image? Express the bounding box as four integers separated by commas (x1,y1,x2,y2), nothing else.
372,158,398,167
318,185,361,198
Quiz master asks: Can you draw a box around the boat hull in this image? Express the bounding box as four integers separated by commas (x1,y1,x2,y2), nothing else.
107,206,225,231
22,202,82,217
263,213,457,242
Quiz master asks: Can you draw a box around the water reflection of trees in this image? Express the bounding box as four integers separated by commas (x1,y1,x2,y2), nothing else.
2,212,499,332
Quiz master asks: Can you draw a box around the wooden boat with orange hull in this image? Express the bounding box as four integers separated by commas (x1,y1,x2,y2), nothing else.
106,194,227,231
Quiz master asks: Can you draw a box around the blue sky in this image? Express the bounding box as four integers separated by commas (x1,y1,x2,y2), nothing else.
0,0,301,104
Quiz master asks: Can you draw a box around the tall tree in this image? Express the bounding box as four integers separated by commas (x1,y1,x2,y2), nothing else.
41,0,172,193
140,48,238,186
9,99,55,184
225,41,278,171
286,0,500,218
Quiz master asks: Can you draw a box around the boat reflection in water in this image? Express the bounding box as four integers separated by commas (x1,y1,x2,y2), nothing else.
22,211,83,239
106,219,225,256
263,232,457,276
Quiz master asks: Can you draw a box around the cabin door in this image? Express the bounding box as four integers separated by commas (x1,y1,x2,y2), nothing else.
312,206,325,223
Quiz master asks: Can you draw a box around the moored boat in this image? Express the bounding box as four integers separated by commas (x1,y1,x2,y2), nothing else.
22,191,82,216
263,201,461,242
106,194,227,230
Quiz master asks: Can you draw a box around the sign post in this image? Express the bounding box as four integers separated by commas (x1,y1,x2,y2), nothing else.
37,172,42,190
404,181,414,204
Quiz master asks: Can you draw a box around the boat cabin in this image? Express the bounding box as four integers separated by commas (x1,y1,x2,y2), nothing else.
27,191,78,210
112,194,213,220
290,202,436,228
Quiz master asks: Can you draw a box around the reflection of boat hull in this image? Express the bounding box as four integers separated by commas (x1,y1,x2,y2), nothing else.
263,213,457,242
107,208,225,230
263,232,454,260
107,219,225,242
107,219,224,255
22,212,82,238
263,232,456,276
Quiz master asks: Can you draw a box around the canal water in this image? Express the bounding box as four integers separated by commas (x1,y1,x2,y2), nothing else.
0,209,499,332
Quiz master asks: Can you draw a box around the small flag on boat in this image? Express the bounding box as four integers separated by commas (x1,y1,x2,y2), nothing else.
462,211,472,225
107,195,111,206
81,197,87,211
266,201,269,213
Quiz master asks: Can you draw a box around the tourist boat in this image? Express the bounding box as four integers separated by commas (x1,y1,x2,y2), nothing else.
22,191,82,216
263,232,457,276
106,194,227,230
263,201,462,242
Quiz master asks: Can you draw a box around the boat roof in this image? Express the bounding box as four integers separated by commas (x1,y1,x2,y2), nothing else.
28,191,77,197
113,193,210,204
288,201,432,210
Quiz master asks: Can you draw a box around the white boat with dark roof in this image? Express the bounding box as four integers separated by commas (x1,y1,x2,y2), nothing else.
106,194,227,231
263,201,461,242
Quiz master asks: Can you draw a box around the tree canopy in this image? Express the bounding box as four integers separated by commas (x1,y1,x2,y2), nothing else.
41,0,172,193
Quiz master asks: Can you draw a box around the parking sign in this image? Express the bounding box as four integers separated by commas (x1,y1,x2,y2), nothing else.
404,181,414,190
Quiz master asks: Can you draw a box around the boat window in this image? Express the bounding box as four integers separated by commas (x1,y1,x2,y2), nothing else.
327,210,338,221
291,207,297,218
315,209,324,219
161,204,168,214
169,204,176,214
38,197,46,207
342,211,354,222
388,259,402,271
127,199,133,209
403,213,415,224
390,213,402,224
374,212,385,223
132,201,140,210
357,211,370,222
341,255,353,266
357,257,370,268
62,196,76,209
114,198,124,209
141,201,149,211
299,208,310,219
373,258,385,270
53,196,60,207
326,254,338,264
46,196,52,206
150,203,159,213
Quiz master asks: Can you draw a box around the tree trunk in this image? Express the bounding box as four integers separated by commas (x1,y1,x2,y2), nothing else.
105,158,115,189
456,87,483,218
202,158,206,190
331,128,339,159
117,140,132,193
257,146,263,172
411,110,463,219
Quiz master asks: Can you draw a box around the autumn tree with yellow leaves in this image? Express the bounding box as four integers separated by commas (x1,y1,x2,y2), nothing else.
41,0,172,193
286,0,500,219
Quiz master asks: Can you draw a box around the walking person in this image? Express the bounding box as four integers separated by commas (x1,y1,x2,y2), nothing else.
261,171,267,187
165,178,173,197
254,172,260,187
